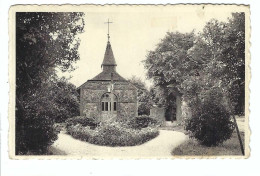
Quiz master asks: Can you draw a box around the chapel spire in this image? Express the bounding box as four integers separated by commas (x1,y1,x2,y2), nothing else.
102,19,117,70
102,41,117,67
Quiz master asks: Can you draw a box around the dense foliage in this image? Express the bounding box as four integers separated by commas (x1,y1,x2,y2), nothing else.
66,118,159,146
128,76,153,115
184,88,235,146
144,13,244,115
186,13,245,115
144,32,196,108
16,12,84,154
144,13,245,145
53,78,80,123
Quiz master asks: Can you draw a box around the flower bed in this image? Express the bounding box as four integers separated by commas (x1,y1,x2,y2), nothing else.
66,119,159,147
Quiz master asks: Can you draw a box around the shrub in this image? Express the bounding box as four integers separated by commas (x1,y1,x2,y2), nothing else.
185,100,235,146
138,102,152,116
52,79,80,123
128,116,159,129
54,123,67,132
15,101,59,155
66,120,159,147
66,116,99,129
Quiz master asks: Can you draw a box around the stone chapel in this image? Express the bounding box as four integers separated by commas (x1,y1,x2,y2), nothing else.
77,34,138,119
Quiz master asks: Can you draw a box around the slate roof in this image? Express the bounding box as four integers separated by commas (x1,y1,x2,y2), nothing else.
102,41,117,66
89,70,127,81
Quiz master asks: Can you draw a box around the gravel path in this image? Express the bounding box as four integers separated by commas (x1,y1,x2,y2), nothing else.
50,130,188,159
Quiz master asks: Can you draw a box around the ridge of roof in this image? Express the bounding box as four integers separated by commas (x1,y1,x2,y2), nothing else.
90,70,127,81
77,71,128,90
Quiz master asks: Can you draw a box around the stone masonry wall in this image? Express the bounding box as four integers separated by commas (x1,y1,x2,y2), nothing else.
118,102,138,119
80,81,138,119
82,103,99,118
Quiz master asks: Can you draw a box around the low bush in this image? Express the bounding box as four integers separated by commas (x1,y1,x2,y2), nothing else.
66,116,99,129
128,116,159,129
185,101,235,147
54,123,67,132
66,119,159,147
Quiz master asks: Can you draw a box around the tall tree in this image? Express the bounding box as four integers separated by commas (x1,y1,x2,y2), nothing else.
223,13,245,115
144,32,197,116
145,13,245,116
144,13,245,148
188,13,245,151
187,13,245,115
16,12,84,154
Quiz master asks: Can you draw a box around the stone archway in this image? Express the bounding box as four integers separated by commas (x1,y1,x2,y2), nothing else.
165,95,177,121
166,86,183,122
100,92,118,118
165,94,182,122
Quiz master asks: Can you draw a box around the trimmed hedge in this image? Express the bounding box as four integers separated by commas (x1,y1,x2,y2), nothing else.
66,120,159,147
128,116,159,129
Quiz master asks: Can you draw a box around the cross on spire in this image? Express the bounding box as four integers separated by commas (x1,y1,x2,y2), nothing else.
104,19,113,41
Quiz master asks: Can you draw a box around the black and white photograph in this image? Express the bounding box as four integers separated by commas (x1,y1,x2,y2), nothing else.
9,5,250,159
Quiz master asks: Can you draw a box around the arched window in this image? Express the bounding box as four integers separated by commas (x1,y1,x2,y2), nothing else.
101,93,117,112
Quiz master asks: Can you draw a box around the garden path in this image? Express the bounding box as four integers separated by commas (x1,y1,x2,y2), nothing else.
50,130,188,158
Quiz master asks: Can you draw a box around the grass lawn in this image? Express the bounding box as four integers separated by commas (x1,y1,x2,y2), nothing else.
171,116,245,156
172,131,245,156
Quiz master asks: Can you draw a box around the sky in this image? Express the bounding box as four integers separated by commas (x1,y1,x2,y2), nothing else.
59,5,239,88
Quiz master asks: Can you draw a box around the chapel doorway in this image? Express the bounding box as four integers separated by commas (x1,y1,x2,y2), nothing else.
101,93,118,118
165,95,177,121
